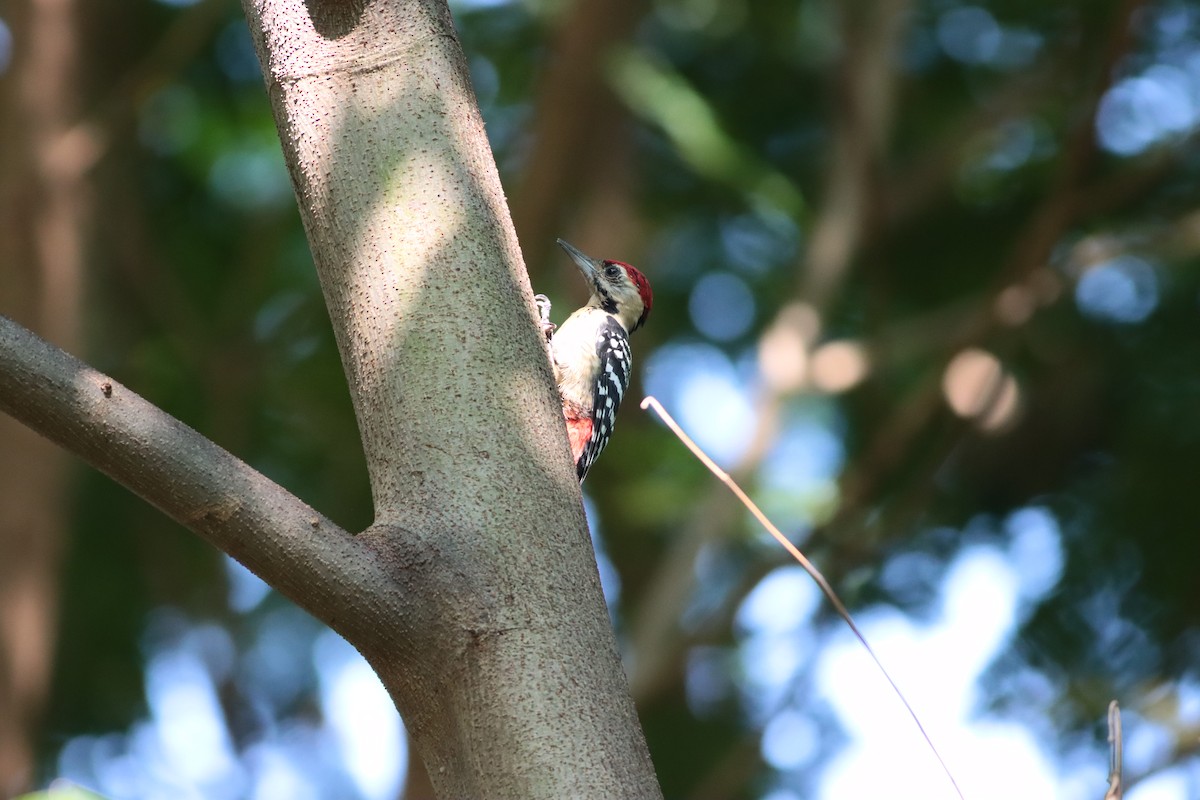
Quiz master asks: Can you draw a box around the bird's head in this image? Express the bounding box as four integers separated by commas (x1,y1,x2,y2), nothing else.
556,238,653,333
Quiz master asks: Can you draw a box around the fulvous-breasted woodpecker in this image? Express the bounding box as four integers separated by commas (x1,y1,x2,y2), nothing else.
536,239,653,482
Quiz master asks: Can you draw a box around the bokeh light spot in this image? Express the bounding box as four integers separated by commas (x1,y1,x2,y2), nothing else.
1097,67,1200,156
144,651,238,785
1075,255,1159,324
1004,507,1063,605
720,211,799,276
216,20,263,84
314,633,405,800
689,272,755,341
758,303,819,392
225,555,271,613
685,646,733,717
736,566,821,636
937,7,1002,65
809,340,869,393
993,285,1036,326
645,343,757,465
760,413,845,516
209,145,293,211
761,709,819,771
942,349,1020,432
0,18,12,75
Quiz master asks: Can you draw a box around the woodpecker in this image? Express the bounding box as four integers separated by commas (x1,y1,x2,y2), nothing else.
537,238,653,482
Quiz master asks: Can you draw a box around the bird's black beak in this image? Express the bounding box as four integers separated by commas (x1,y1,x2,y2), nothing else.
556,238,601,281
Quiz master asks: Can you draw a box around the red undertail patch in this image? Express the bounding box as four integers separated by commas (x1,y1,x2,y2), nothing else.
566,415,593,465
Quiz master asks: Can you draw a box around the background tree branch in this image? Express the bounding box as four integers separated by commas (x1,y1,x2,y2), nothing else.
0,0,88,790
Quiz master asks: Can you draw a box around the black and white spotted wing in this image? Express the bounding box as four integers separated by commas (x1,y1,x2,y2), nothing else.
577,317,633,481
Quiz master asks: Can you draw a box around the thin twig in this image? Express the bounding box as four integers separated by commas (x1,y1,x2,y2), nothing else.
1105,701,1123,800
641,395,965,800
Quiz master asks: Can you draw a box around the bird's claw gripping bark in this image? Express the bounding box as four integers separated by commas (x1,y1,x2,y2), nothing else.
534,294,556,341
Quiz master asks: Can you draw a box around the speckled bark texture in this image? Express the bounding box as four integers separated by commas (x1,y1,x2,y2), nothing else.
237,1,662,797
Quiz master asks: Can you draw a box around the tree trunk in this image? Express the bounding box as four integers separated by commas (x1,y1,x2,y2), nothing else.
0,0,89,792
239,1,660,792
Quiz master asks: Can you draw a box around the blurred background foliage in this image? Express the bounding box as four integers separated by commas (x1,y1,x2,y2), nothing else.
3,0,1200,797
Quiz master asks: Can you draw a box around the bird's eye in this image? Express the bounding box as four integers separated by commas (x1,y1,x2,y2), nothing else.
604,264,621,278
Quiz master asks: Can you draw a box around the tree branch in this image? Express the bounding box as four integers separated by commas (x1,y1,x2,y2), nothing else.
0,314,383,632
